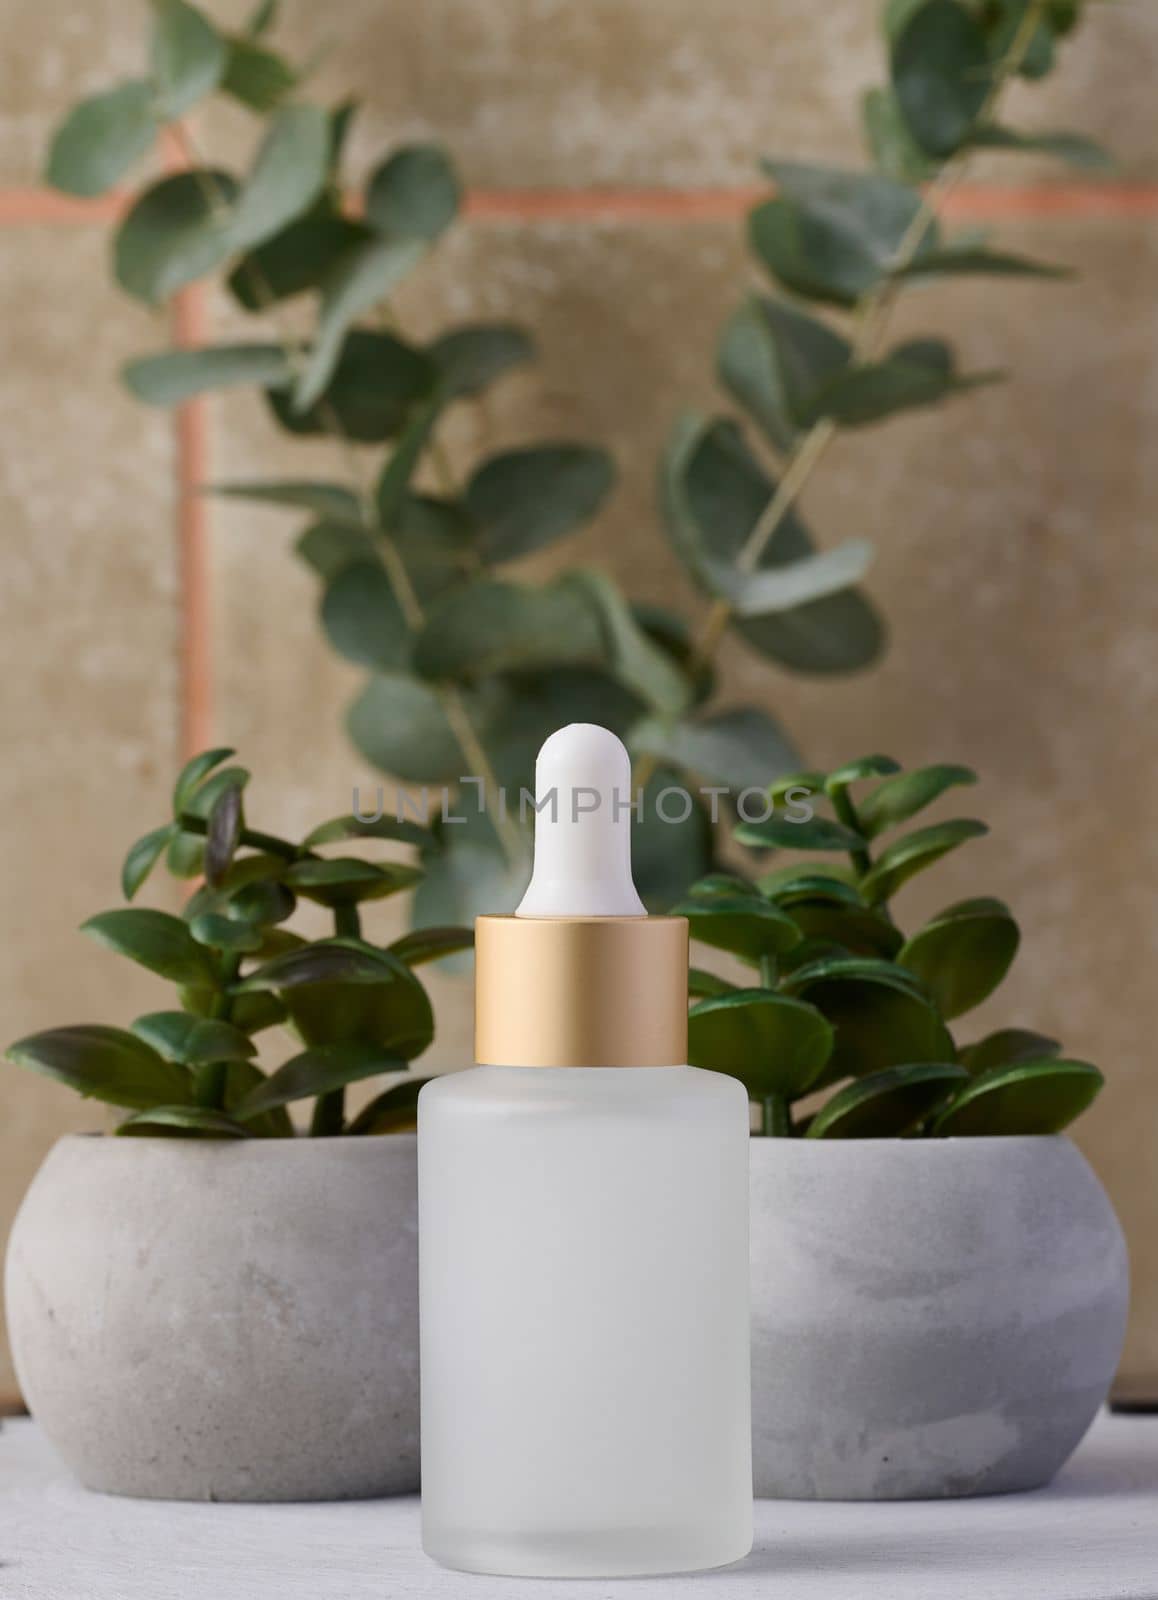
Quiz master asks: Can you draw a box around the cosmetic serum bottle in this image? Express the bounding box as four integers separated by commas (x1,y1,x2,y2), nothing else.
418,723,752,1578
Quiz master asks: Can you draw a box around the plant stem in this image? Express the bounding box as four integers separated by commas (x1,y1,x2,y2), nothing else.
637,1,1049,794
762,1093,792,1137
829,788,872,878
759,952,778,988
167,119,525,872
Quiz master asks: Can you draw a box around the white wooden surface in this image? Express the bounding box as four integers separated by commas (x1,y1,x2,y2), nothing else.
3,1412,1157,1599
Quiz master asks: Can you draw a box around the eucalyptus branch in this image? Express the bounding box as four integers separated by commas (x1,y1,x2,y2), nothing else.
168,118,527,871
638,0,1052,796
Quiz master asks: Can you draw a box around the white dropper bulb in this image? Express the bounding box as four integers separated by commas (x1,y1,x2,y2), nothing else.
515,723,647,918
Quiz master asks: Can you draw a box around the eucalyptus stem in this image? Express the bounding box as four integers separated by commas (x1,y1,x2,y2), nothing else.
168,119,526,873
637,0,1049,795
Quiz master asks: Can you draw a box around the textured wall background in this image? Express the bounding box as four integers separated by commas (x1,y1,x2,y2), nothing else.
1,0,1157,1399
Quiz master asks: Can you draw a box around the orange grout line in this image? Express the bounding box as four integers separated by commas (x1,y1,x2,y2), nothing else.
3,182,1158,227
170,284,212,763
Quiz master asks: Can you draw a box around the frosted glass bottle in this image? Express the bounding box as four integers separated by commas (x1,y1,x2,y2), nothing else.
419,1061,751,1577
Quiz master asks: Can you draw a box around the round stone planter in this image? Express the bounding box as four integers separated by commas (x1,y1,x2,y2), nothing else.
5,1133,420,1501
750,1135,1128,1499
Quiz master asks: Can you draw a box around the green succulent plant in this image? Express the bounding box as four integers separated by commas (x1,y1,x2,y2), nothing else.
675,755,1103,1138
5,749,471,1138
43,0,1108,923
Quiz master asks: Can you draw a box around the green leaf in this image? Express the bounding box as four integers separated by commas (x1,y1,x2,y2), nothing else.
687,990,833,1100
124,344,291,406
151,0,227,119
862,86,936,182
933,1058,1104,1136
785,962,956,1083
892,0,991,158
114,169,238,305
374,398,441,521
365,144,461,240
281,962,434,1057
413,817,530,930
793,342,995,428
662,414,884,674
320,560,410,672
672,893,801,965
46,81,156,197
7,1025,192,1109
235,1043,404,1119
303,813,431,850
711,541,875,616
465,445,616,563
859,818,989,904
718,296,851,448
188,913,263,953
227,879,296,927
268,330,436,444
430,325,536,399
857,763,977,836
630,707,798,792
281,857,421,907
210,480,362,521
229,103,331,254
246,0,279,36
960,1027,1061,1075
228,213,370,309
630,767,715,910
294,235,427,411
122,822,178,900
82,908,218,987
130,1012,256,1065
734,812,865,852
688,968,738,999
205,771,245,886
222,37,297,112
234,938,407,991
968,124,1114,171
566,571,691,717
230,991,288,1034
346,1074,432,1134
894,246,1071,281
808,1062,970,1138
825,755,901,795
117,1105,251,1138
347,672,469,783
899,902,1019,1019
387,926,475,966
750,162,933,307
413,577,604,682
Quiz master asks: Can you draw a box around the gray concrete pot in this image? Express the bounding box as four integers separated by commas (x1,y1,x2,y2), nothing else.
5,1133,419,1501
750,1136,1128,1500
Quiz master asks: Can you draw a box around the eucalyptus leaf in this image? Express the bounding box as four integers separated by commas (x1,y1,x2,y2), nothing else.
895,246,1071,282
269,331,436,444
209,481,363,522
465,445,615,563
114,170,237,305
229,213,370,309
7,1025,192,1109
862,86,936,182
792,343,994,428
808,1062,969,1138
347,672,470,783
430,325,536,399
933,1059,1104,1136
719,295,852,447
365,143,461,240
294,235,427,410
124,344,292,405
46,81,157,197
222,37,297,112
152,0,227,119
891,0,991,158
711,541,875,616
228,103,330,253
413,578,604,683
320,560,411,672
630,707,798,791
375,399,441,523
968,124,1114,170
687,990,833,1100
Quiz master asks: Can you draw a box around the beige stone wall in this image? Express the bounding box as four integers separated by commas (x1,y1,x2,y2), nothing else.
2,0,1157,1399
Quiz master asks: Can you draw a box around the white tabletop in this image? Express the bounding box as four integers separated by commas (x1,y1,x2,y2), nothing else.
2,1412,1157,1599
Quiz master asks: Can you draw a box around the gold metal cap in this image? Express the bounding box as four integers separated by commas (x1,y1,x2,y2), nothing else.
474,914,689,1067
